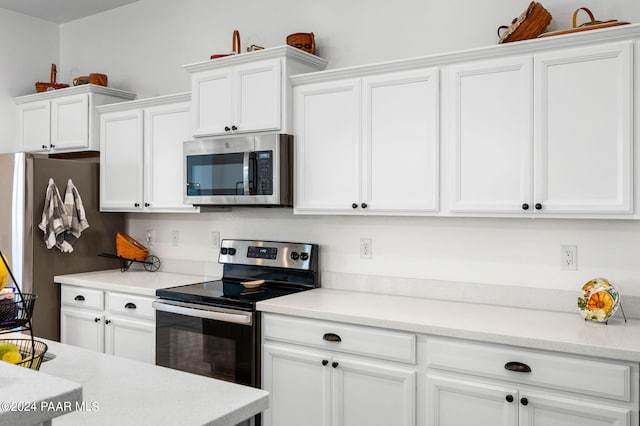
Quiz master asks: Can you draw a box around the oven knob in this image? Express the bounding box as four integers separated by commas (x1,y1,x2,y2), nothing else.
300,252,309,261
220,247,228,255
228,248,237,255
290,252,300,261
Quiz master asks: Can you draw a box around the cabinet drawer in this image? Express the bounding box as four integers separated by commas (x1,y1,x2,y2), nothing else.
61,286,103,310
263,313,416,364
426,337,632,401
107,292,155,320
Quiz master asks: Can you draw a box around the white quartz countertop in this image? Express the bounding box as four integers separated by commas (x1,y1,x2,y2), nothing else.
32,337,268,425
257,288,640,363
54,270,212,296
0,353,82,425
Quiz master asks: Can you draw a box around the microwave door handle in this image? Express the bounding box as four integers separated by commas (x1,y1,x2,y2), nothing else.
243,152,250,195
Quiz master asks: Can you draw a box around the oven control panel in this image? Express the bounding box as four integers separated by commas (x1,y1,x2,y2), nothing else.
219,239,316,270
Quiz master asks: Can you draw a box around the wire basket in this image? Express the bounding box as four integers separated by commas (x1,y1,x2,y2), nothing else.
116,232,149,261
0,338,48,370
286,32,316,55
0,293,36,329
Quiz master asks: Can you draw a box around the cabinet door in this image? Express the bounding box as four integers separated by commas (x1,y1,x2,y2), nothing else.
519,391,630,426
100,110,144,212
294,79,361,213
333,356,416,426
534,42,633,214
262,343,332,426
51,93,89,151
234,59,281,133
143,102,197,212
104,316,155,364
445,56,532,213
363,68,439,213
426,374,517,426
17,100,50,152
60,307,104,353
191,68,233,137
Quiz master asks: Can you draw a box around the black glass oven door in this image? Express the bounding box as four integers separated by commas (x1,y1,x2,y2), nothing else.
155,303,256,387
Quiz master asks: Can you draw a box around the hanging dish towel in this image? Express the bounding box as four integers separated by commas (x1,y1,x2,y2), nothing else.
63,178,90,248
38,178,73,252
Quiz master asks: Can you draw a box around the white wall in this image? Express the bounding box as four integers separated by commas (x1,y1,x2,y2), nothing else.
0,10,59,153
57,0,640,298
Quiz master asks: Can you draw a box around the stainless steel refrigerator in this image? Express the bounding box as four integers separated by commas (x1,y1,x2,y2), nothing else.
0,153,124,341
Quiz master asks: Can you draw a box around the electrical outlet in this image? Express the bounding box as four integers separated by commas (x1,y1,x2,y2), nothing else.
145,229,154,245
211,231,220,248
360,238,372,259
171,230,180,247
561,245,577,271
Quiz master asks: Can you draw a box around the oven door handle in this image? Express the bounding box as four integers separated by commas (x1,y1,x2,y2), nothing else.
152,300,253,325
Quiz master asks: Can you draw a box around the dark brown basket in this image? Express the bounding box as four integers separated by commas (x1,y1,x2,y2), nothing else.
287,32,316,55
498,2,552,43
35,64,69,93
0,293,36,328
1,338,48,371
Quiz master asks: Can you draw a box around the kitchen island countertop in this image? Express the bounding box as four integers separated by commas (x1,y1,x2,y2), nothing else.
54,269,213,296
257,288,640,363
26,337,268,425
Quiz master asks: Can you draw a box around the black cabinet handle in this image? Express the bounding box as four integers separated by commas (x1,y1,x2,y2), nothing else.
504,361,532,373
323,333,342,342
134,202,140,207
144,202,150,207
224,126,231,132
331,361,339,368
50,144,55,148
505,395,514,403
42,145,48,149
231,125,237,131
124,302,137,309
361,203,367,209
521,203,529,210
520,397,529,406
74,295,85,301
105,319,111,325
535,203,542,210
94,317,100,322
352,203,358,209
321,359,328,366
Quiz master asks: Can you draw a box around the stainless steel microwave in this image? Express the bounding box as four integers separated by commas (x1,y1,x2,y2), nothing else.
184,133,293,206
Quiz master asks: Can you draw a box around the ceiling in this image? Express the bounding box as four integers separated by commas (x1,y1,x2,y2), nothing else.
0,0,139,24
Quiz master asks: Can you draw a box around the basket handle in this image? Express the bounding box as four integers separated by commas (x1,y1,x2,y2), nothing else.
50,64,57,84
232,30,240,54
572,7,596,28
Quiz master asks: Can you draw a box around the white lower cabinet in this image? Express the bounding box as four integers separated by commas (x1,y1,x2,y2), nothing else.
425,337,636,426
60,285,155,364
262,313,417,426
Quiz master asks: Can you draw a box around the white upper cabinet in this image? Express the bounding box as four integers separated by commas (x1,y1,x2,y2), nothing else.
445,56,533,214
99,93,198,213
14,85,136,153
533,41,633,215
444,40,633,217
184,46,327,138
294,67,439,215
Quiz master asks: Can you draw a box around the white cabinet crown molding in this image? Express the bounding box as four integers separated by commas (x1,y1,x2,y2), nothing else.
96,92,190,113
13,84,136,104
291,23,640,86
183,45,328,73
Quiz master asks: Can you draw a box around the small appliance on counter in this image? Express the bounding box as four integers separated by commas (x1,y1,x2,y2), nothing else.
154,239,319,389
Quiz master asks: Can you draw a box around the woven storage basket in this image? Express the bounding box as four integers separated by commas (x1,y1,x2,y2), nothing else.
116,232,149,261
286,32,316,55
211,30,241,60
35,64,69,93
498,2,552,43
538,7,629,38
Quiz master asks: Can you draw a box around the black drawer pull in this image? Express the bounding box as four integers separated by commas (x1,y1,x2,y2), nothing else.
321,359,328,366
323,333,342,342
74,295,85,301
504,361,532,373
94,317,100,322
332,361,339,368
520,397,529,406
505,395,514,403
124,302,137,309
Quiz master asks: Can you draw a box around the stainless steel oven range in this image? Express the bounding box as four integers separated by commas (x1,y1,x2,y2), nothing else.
153,239,318,389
